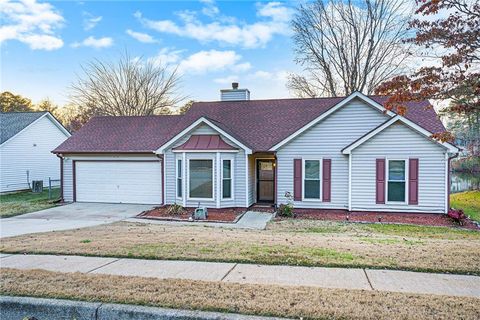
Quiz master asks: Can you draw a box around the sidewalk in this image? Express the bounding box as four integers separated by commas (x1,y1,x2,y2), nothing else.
1,253,479,298
126,211,274,230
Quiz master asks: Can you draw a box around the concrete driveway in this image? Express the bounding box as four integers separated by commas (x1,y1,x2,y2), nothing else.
0,203,153,238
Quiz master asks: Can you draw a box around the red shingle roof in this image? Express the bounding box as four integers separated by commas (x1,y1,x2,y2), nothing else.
53,96,445,154
173,135,237,151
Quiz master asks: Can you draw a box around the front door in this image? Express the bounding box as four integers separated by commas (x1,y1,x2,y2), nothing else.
256,159,275,203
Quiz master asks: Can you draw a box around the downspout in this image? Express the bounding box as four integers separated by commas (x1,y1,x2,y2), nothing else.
447,153,459,212
56,154,64,202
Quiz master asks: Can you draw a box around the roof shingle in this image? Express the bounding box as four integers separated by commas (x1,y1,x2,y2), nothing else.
0,112,47,144
53,96,446,153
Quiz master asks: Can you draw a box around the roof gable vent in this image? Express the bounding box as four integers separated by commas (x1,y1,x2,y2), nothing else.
220,83,250,101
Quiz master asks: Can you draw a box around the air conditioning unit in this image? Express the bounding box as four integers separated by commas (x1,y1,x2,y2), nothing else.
31,180,43,193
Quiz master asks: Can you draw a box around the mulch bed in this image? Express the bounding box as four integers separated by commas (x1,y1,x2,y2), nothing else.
282,209,480,230
138,206,246,223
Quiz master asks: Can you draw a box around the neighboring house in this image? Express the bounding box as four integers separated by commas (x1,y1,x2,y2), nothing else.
53,86,459,214
0,112,71,193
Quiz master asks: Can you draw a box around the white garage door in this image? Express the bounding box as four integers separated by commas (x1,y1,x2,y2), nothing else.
76,161,162,204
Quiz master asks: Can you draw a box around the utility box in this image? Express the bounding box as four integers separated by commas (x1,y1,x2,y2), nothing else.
31,180,43,193
194,207,208,220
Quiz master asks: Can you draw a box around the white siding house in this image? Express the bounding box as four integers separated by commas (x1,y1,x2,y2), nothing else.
54,91,458,214
0,112,70,193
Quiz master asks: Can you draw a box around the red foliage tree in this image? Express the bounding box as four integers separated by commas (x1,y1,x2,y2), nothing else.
376,0,479,147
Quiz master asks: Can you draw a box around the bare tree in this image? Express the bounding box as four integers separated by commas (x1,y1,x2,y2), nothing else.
288,0,411,97
71,52,184,116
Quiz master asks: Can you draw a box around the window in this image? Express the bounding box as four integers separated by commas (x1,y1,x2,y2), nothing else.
176,159,182,198
189,159,213,199
387,160,406,202
304,159,320,199
222,159,232,199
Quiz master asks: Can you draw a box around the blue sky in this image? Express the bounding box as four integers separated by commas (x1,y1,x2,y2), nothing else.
1,0,301,106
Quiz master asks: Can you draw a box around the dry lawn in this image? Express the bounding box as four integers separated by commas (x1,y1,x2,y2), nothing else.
1,220,479,274
2,268,479,320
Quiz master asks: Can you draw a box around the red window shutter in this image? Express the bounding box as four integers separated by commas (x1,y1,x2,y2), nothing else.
322,159,331,202
409,158,419,205
293,159,302,201
376,159,385,204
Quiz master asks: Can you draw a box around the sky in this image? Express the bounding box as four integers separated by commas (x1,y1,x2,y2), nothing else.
0,0,302,106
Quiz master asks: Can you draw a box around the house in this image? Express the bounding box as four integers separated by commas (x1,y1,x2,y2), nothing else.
0,112,71,193
52,86,459,214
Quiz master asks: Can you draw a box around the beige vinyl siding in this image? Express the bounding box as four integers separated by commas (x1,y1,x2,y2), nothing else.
165,124,247,208
0,115,69,193
276,99,389,209
351,122,446,213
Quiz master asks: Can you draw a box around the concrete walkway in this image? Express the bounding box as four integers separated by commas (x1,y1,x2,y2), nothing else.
1,253,479,298
0,203,153,238
127,211,274,230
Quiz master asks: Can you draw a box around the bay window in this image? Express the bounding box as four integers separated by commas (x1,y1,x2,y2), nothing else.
189,159,213,199
387,160,406,202
304,159,321,199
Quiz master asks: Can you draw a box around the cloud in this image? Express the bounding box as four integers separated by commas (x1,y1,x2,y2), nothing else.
200,0,219,17
135,2,293,48
0,0,64,50
214,75,239,85
149,48,184,66
72,36,113,48
149,48,251,75
179,50,251,74
83,12,102,31
126,29,157,43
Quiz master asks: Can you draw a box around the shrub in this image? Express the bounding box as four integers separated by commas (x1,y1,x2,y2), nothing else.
448,208,467,225
167,203,184,215
277,204,294,217
277,191,295,217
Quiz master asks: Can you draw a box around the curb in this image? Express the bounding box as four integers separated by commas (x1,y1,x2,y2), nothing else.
0,296,288,320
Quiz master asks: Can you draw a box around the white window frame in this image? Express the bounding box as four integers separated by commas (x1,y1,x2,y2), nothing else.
176,158,183,199
187,157,215,201
302,158,322,201
221,158,234,200
386,158,408,204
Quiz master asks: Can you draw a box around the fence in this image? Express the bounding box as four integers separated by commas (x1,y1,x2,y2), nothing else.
48,178,61,200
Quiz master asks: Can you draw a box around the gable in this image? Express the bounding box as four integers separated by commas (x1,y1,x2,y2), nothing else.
160,120,251,154
342,116,459,154
1,112,70,147
274,97,390,151
354,122,446,154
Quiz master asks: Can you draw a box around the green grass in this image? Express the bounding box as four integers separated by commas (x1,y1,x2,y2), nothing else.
278,220,480,240
451,191,480,222
0,188,60,218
